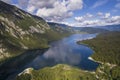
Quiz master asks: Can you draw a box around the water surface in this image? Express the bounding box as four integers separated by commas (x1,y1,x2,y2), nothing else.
27,34,99,70
0,34,99,80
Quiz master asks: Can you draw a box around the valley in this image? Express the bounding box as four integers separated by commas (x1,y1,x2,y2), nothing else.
0,0,120,80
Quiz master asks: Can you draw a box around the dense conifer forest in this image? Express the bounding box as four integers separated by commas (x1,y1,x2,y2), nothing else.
78,31,120,79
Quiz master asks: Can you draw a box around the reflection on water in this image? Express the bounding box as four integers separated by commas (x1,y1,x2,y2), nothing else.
27,34,99,70
0,49,47,80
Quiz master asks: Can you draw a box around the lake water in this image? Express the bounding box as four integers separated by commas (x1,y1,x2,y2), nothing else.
0,34,99,80
27,34,99,70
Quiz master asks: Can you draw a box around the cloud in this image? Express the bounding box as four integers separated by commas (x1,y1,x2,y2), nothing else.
103,13,111,19
26,0,83,21
106,16,120,24
75,16,84,22
1,0,119,27
73,13,120,27
74,13,93,22
91,0,108,8
67,0,83,10
1,0,83,22
97,12,110,19
73,20,101,27
27,6,36,13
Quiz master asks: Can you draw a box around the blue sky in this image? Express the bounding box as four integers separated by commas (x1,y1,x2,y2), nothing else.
2,0,120,27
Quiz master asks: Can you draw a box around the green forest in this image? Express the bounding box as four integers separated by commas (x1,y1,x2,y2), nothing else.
16,64,97,80
78,31,120,80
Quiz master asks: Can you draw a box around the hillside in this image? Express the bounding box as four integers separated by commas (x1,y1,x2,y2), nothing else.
80,32,120,65
0,1,72,64
77,31,120,80
96,25,120,31
16,64,97,80
73,27,109,33
48,22,75,34
72,25,120,34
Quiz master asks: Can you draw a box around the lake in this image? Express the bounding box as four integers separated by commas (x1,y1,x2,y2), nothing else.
0,34,99,80
27,34,99,70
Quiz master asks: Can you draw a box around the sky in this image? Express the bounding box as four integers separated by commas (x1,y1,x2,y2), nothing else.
1,0,120,27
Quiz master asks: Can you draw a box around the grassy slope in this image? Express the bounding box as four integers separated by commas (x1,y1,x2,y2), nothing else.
16,64,96,80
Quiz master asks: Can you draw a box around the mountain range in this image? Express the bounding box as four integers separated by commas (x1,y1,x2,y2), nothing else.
0,0,120,64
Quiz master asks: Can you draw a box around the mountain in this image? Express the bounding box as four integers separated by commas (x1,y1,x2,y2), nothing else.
48,22,75,34
72,27,109,33
72,24,120,34
95,24,120,31
0,1,72,64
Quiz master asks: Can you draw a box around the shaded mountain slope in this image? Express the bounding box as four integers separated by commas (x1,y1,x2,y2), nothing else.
0,1,72,64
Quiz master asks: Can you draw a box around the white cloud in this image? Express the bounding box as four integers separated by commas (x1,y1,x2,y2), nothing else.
75,17,84,22
97,12,111,19
36,1,71,21
104,13,110,19
74,13,120,27
80,20,100,27
27,6,36,13
67,0,83,10
26,0,57,14
1,0,120,27
107,16,120,24
74,13,93,22
26,0,83,21
91,0,108,8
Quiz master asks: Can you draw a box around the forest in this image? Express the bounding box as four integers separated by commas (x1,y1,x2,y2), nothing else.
78,31,120,80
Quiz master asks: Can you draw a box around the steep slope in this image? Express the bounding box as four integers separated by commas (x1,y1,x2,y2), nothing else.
0,1,49,63
0,1,72,64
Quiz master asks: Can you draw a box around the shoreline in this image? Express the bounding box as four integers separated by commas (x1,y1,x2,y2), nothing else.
88,57,103,64
88,57,117,68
